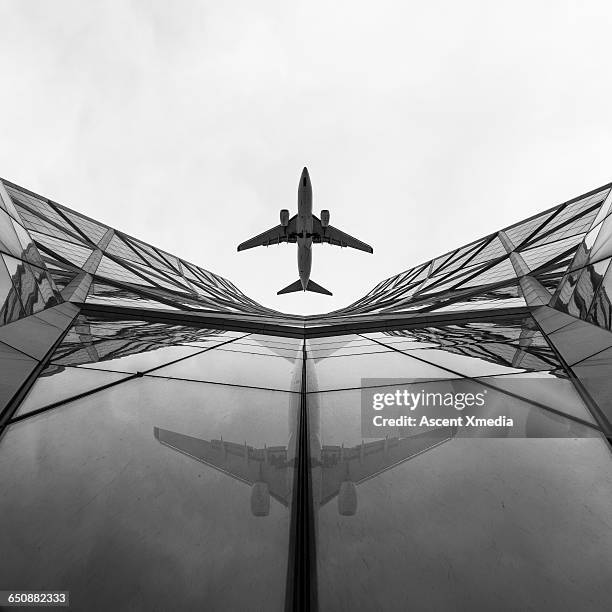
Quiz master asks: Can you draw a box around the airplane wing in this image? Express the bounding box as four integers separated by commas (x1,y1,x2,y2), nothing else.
154,427,291,506
312,215,373,253
318,427,454,507
237,216,298,251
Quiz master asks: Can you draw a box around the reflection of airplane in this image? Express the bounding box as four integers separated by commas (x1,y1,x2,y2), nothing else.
154,426,453,517
237,167,373,296
154,341,455,517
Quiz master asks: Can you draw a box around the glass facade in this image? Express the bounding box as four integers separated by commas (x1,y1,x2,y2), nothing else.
0,177,611,611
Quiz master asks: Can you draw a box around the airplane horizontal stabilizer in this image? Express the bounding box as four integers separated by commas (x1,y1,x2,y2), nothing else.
277,279,304,295
306,279,332,296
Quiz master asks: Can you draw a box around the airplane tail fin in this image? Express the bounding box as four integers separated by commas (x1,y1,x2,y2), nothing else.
277,279,333,296
306,279,333,296
277,279,303,295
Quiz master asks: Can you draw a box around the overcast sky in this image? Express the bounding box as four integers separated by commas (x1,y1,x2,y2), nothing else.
1,1,612,315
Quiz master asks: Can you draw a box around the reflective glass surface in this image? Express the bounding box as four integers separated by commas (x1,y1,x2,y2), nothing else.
312,350,457,391
152,347,300,391
0,208,23,256
31,231,94,267
2,254,46,316
587,261,612,330
546,318,612,366
566,260,609,319
44,315,245,365
588,210,612,264
15,365,131,417
571,346,612,423
55,344,207,373
311,384,612,610
0,340,38,407
2,177,612,611
0,376,296,611
0,255,23,324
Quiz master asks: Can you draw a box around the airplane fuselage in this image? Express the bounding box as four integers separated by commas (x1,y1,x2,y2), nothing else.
296,167,313,290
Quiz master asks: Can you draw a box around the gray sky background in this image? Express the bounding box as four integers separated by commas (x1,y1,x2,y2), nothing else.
1,1,612,315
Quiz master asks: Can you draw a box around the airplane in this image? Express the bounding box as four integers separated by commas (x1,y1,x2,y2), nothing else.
237,167,373,296
154,340,456,517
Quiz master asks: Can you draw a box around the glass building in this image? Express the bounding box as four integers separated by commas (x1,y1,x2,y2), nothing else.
0,177,611,611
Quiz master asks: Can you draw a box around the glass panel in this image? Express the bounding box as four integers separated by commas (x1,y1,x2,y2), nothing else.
0,208,23,256
417,260,490,294
60,208,108,244
60,315,243,347
527,205,600,247
0,255,25,324
480,372,597,424
429,252,454,275
29,263,61,307
568,239,591,273
306,334,364,345
432,240,486,276
588,210,612,265
397,347,535,377
551,268,581,312
2,254,45,316
105,234,147,265
566,260,609,319
152,347,301,391
4,185,68,228
0,180,23,221
46,317,246,372
464,236,506,267
14,365,131,417
454,258,516,289
430,296,525,312
504,209,556,247
219,343,302,358
312,385,612,610
86,284,179,310
123,258,191,292
548,317,612,366
54,343,205,373
520,235,583,271
128,238,177,274
312,351,457,391
308,343,391,358
0,376,295,611
95,256,155,286
529,189,609,244
534,306,579,335
241,334,302,347
589,189,612,228
587,262,612,329
0,340,37,407
156,248,181,273
535,257,575,292
31,231,93,267
571,346,612,424
13,203,83,242
10,219,45,267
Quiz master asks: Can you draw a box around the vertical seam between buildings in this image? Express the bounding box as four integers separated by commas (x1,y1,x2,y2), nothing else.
285,341,318,612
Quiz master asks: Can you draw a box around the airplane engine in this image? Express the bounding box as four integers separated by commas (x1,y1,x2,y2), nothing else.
320,209,330,227
337,481,357,516
280,209,290,227
251,482,270,517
